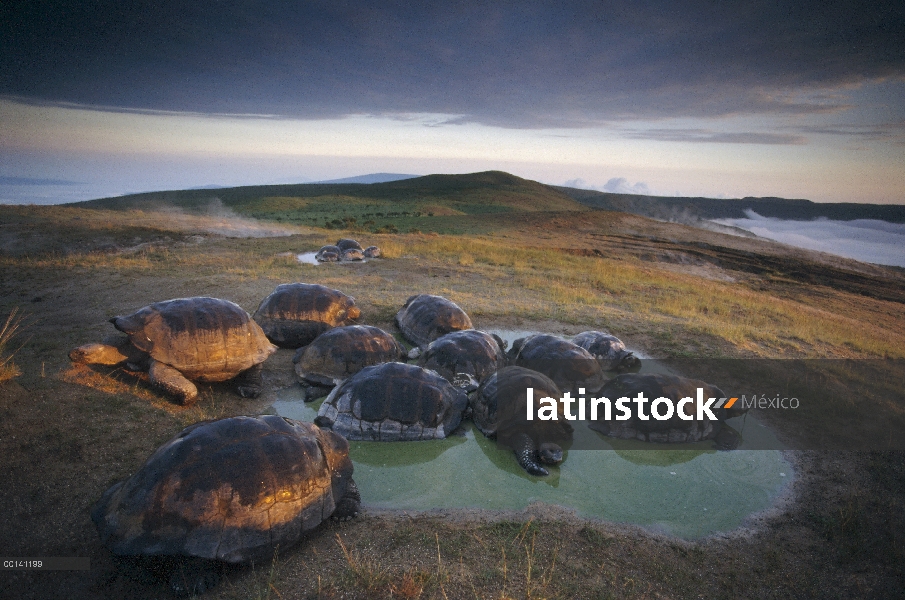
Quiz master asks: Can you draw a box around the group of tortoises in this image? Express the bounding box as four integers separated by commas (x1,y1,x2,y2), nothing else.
315,238,380,262
71,283,745,596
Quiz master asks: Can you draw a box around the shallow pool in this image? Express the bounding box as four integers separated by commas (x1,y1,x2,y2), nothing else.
271,388,791,539
296,252,321,265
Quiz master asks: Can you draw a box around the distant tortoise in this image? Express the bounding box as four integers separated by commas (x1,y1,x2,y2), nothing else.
587,373,744,449
572,331,641,372
341,248,365,261
415,329,508,387
69,297,276,405
363,246,381,258
315,245,341,262
336,238,363,252
253,283,360,348
395,294,474,353
315,362,468,441
293,325,406,401
507,334,606,396
471,366,574,476
91,415,360,597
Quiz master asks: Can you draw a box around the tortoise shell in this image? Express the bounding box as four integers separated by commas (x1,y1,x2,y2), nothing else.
572,331,640,371
315,246,341,262
588,373,741,443
363,246,381,258
471,366,573,447
416,329,507,385
508,334,606,395
91,415,355,564
336,239,363,252
395,294,473,348
315,362,468,441
254,283,361,348
110,297,275,382
295,325,406,386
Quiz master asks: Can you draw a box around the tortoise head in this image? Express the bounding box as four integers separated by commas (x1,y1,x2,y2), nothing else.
616,351,642,372
69,343,129,365
491,333,508,352
537,442,564,465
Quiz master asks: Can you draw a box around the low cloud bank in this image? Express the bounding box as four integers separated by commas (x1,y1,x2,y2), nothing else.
563,177,653,195
714,210,905,268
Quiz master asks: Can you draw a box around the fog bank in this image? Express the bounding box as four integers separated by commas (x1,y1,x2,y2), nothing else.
713,211,905,268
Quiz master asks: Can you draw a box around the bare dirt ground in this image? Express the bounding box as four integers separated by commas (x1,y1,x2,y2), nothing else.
0,206,903,599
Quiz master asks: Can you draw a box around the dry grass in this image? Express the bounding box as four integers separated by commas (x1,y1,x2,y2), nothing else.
4,223,902,358
0,307,28,382
1,203,903,599
381,235,905,358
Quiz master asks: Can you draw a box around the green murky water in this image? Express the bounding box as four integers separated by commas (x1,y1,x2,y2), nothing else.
271,329,792,539
271,394,790,539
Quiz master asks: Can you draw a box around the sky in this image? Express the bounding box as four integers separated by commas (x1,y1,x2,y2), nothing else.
1,0,904,205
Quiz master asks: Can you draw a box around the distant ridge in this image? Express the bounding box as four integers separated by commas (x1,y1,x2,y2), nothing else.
66,171,904,225
67,170,587,215
314,173,420,184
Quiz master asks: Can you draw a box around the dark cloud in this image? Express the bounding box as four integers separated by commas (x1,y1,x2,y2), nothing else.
2,0,903,127
0,176,82,185
796,122,905,142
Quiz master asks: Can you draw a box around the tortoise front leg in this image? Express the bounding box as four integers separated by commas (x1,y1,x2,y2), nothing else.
512,432,549,476
332,479,361,521
149,360,198,405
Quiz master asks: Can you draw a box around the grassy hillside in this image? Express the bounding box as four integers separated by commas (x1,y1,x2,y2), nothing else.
71,171,588,234
2,190,904,598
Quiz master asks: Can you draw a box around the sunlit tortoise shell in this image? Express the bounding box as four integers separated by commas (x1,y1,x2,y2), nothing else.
254,283,360,348
395,294,473,348
111,296,275,382
91,415,355,564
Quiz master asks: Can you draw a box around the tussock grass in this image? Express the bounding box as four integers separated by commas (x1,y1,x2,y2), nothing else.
0,308,28,382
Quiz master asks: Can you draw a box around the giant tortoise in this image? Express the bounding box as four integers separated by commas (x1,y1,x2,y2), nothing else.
314,362,468,441
572,331,641,372
588,373,744,449
508,334,606,396
91,415,360,596
253,283,360,348
293,325,406,400
471,366,574,476
415,329,507,387
315,245,341,262
395,294,473,351
69,297,276,404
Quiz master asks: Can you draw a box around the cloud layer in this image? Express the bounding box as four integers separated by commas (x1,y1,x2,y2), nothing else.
3,1,903,128
715,211,905,267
